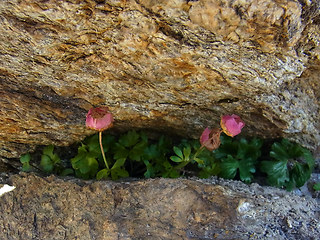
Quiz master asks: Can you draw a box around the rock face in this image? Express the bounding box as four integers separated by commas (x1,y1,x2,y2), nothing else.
0,0,319,158
0,173,319,239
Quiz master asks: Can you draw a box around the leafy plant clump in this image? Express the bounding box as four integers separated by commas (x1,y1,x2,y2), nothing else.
212,136,263,183
20,131,315,191
260,139,315,191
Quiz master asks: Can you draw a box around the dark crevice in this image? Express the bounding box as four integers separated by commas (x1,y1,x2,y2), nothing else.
158,23,184,42
217,98,240,104
32,213,39,240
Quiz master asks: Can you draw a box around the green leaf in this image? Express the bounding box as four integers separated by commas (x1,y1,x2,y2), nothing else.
173,146,183,159
238,158,256,183
60,168,74,176
266,139,315,190
168,169,180,178
143,159,157,178
236,138,248,158
40,155,54,173
183,146,191,160
290,163,311,188
157,135,172,153
112,158,127,169
313,183,320,191
20,153,31,164
71,145,87,168
52,153,61,165
111,167,129,180
96,168,110,180
260,160,289,187
236,138,262,161
251,138,264,148
114,143,129,160
119,130,140,147
85,135,101,156
170,156,183,163
42,145,61,166
214,141,237,159
220,155,239,179
43,145,54,158
285,180,296,191
139,131,148,143
270,142,290,161
144,144,159,160
22,163,32,172
129,141,147,161
193,157,204,165
80,157,99,174
301,148,315,169
198,161,219,178
143,160,153,178
214,137,259,183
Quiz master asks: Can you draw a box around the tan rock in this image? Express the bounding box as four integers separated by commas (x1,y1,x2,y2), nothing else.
0,173,319,239
0,0,319,158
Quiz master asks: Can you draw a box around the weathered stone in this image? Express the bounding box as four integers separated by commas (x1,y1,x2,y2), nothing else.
0,0,319,158
0,173,319,239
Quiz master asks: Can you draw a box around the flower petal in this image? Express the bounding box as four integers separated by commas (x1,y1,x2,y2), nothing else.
221,114,245,137
200,127,211,145
86,107,114,131
200,128,222,151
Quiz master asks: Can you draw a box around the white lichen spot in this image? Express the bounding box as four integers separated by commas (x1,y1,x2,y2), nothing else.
0,184,16,197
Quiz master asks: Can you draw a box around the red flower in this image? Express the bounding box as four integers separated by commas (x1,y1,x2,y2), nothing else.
199,127,222,151
86,107,114,131
220,114,245,137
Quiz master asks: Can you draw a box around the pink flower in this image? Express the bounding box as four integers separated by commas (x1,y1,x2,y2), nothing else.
86,107,114,131
220,114,245,137
200,127,222,151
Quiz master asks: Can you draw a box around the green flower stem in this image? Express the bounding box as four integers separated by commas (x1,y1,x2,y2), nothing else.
174,160,189,170
175,146,205,170
194,146,205,159
99,131,109,169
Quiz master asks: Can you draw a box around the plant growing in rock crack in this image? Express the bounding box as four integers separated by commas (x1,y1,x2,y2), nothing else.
40,145,73,176
19,110,316,192
260,139,314,191
20,153,32,172
212,136,263,183
169,114,246,176
142,135,177,178
81,107,114,179
40,145,62,173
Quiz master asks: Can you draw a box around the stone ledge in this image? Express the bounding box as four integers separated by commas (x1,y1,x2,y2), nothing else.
0,173,319,239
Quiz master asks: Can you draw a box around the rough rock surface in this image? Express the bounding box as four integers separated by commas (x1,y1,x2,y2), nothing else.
0,0,320,158
0,173,319,239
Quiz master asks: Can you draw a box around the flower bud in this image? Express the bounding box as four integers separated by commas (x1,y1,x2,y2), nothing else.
200,127,222,151
220,114,245,137
86,107,114,132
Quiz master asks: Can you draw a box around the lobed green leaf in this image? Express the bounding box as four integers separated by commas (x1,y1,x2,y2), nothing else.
20,153,31,164
173,146,183,159
40,155,54,173
96,168,110,180
170,156,183,163
260,160,289,187
220,155,239,179
119,130,140,147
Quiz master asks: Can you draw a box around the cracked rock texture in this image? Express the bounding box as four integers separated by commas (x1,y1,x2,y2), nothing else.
0,0,319,158
0,173,319,239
